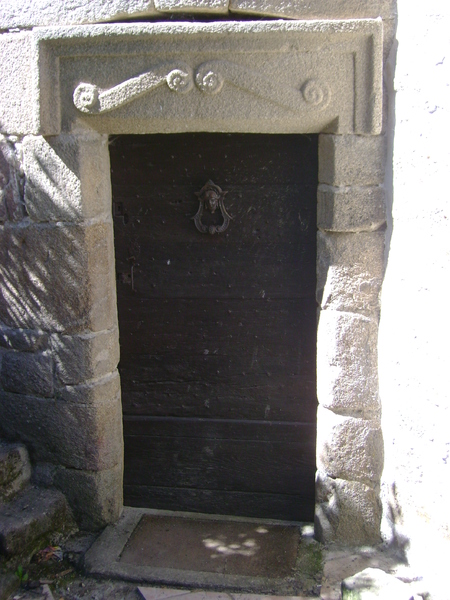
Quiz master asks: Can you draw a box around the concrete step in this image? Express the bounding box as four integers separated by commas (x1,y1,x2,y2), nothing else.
0,486,76,558
0,442,31,502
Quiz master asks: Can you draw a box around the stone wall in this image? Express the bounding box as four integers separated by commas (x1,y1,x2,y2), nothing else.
1,0,396,543
379,1,450,597
0,133,123,530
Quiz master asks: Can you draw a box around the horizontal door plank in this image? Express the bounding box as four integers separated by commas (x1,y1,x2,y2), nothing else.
123,416,316,441
113,184,316,244
123,432,316,494
110,133,318,188
117,273,315,300
117,298,316,360
124,485,315,522
121,378,316,421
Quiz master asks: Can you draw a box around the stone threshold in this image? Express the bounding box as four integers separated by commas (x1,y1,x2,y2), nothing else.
136,588,312,600
84,507,322,596
83,507,414,600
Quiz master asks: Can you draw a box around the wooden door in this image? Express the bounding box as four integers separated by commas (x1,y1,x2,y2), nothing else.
111,134,317,521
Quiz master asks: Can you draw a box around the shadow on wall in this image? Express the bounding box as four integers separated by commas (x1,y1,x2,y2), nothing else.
379,23,410,563
315,435,386,546
0,134,114,333
382,481,410,557
0,133,122,529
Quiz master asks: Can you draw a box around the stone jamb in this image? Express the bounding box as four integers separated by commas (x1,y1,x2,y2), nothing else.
315,133,385,544
0,10,388,542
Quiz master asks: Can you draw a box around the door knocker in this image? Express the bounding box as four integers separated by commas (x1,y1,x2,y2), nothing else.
193,180,232,235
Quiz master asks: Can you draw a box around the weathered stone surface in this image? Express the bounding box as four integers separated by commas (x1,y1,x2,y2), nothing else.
31,462,57,489
0,34,37,136
53,463,123,530
23,134,111,223
1,351,54,397
317,311,380,418
321,547,406,600
155,0,228,12
341,567,414,599
0,326,48,352
0,0,397,29
0,201,5,224
0,393,123,471
0,572,19,600
0,136,25,222
317,231,385,317
28,20,381,136
315,473,382,545
0,486,76,557
41,584,57,600
317,185,386,232
0,442,31,502
229,0,396,21
319,135,386,186
52,328,119,385
56,371,121,405
0,221,117,333
317,407,383,484
0,0,158,29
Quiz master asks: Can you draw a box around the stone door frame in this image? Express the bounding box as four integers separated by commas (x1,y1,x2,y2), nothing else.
0,12,389,544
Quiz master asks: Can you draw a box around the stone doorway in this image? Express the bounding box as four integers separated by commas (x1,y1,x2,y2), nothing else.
0,14,386,545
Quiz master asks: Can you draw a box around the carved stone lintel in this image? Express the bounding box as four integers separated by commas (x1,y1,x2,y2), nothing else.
73,60,331,115
3,20,383,135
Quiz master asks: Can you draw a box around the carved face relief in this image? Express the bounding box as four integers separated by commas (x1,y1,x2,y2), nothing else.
193,180,232,235
205,189,219,213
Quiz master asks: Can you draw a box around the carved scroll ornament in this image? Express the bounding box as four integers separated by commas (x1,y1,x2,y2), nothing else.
73,60,330,115
73,63,193,114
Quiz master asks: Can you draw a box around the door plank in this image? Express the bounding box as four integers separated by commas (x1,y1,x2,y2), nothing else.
121,380,315,421
123,486,315,522
110,133,318,187
123,416,316,441
123,422,315,494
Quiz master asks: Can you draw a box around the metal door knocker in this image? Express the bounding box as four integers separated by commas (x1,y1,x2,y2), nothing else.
193,180,232,235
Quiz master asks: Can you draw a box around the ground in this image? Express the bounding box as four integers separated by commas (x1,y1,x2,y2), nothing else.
1,528,423,600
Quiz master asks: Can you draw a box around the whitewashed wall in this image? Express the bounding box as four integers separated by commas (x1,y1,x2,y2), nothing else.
379,1,450,597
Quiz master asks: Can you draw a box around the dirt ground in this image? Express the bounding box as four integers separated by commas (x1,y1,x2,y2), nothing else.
1,531,144,600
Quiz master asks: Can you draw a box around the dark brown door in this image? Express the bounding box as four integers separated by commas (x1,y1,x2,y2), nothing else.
111,133,317,521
